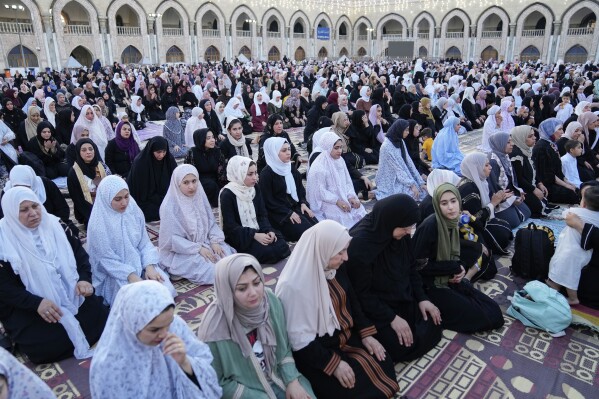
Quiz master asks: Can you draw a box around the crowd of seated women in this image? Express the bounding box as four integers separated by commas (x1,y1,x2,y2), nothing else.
1,57,599,399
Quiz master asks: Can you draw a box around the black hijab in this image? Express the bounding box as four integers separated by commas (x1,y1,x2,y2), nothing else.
398,104,412,120
74,138,101,179
404,119,420,157
386,118,410,161
55,109,74,145
309,96,327,118
371,87,385,106
127,136,176,203
200,98,221,134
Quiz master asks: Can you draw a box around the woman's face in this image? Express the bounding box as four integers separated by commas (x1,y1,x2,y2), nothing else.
204,102,212,112
376,107,382,117
453,122,461,133
218,103,225,112
111,188,130,212
508,103,515,112
341,115,350,128
18,200,42,229
524,129,536,147
137,307,175,346
571,127,582,140
136,99,142,106
5,101,13,110
244,164,258,187
78,98,85,107
326,242,350,270
204,132,216,149
30,112,40,123
80,143,95,162
153,150,166,161
590,120,599,130
583,104,591,113
340,96,348,106
278,143,291,163
330,140,343,159
402,126,410,139
439,191,460,220
321,101,327,110
273,119,284,134
228,122,243,140
483,160,492,177
81,129,90,138
504,138,514,154
553,126,564,140
94,108,102,117
413,124,421,137
256,93,263,102
85,108,94,120
234,267,264,310
495,112,503,125
40,127,52,140
120,123,132,139
166,86,173,93
392,224,415,240
366,88,372,97
49,102,55,112
179,173,198,197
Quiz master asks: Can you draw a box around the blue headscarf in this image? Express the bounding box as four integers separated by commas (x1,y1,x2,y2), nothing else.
538,118,562,142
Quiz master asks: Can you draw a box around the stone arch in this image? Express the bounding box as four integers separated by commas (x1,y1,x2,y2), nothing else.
166,45,184,63
195,3,226,36
520,45,541,62
353,16,373,39
412,11,436,31
230,5,258,36
376,13,408,39
476,6,510,35
339,47,349,57
419,46,428,58
52,0,101,67
107,0,148,61
481,45,498,60
317,46,328,59
313,12,333,31
357,47,367,57
294,46,305,61
445,46,462,59
261,7,286,34
7,45,39,67
155,1,189,33
120,44,142,64
239,46,251,58
440,8,470,37
268,46,280,61
289,10,311,35
515,3,553,34
70,45,93,66
335,15,352,38
4,0,47,68
564,45,589,63
560,0,599,26
559,0,599,59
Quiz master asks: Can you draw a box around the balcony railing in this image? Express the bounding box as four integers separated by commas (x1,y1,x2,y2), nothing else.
163,27,183,36
357,34,368,40
568,27,594,35
418,32,429,39
338,34,348,40
202,29,220,37
481,30,502,38
382,34,402,40
117,26,141,35
293,32,305,38
64,24,91,35
521,29,545,37
445,31,464,38
0,21,33,34
267,31,281,38
236,29,251,37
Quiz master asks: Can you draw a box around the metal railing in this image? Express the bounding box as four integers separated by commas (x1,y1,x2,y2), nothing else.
64,24,91,35
521,29,545,37
293,32,305,38
267,31,281,38
163,27,183,36
418,32,429,39
481,30,502,38
357,34,368,40
382,34,402,40
0,21,33,34
338,34,348,40
236,29,251,37
202,29,220,37
568,27,594,35
117,26,141,35
445,31,464,38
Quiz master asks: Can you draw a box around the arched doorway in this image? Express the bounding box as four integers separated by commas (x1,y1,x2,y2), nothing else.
204,46,220,62
7,45,38,68
357,47,367,57
318,46,328,59
70,45,93,67
268,46,280,61
339,47,349,57
239,46,251,59
166,46,184,63
445,46,461,59
294,46,305,61
481,46,498,61
419,46,428,58
520,45,540,62
564,45,588,63
121,45,142,64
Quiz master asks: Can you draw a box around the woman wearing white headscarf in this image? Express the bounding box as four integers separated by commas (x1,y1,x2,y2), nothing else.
0,118,17,168
128,95,147,130
306,131,366,228
0,187,109,363
267,90,287,127
214,101,226,128
250,92,269,133
184,107,207,148
276,221,398,399
0,346,55,398
355,86,372,112
480,105,502,153
87,176,176,306
42,97,56,127
74,104,108,161
219,156,290,264
259,137,318,242
90,280,222,399
159,165,235,285
311,77,329,100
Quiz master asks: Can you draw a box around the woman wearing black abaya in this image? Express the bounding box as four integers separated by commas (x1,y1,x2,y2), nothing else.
127,136,177,221
200,99,223,137
412,184,504,333
345,195,442,363
304,96,328,143
186,128,227,208
54,109,75,145
405,119,431,176
349,110,379,165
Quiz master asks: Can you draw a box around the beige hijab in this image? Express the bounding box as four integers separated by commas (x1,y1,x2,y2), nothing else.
275,220,350,351
25,106,40,140
331,111,350,152
219,155,259,229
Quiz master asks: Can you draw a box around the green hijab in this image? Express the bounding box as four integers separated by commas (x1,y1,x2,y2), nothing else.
432,183,461,262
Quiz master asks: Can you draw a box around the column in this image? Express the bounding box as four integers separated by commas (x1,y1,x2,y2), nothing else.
225,23,232,61
507,23,516,61
550,21,561,63
98,17,111,65
41,14,57,70
188,21,196,63
469,25,476,61
147,17,157,64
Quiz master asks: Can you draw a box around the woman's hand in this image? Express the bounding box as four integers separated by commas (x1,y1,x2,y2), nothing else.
301,203,315,218
365,148,373,154
337,199,351,212
333,361,355,389
348,197,361,209
285,379,312,399
254,232,275,245
145,265,164,282
162,333,193,374
533,188,544,200
361,176,373,190
290,212,302,224
390,315,413,347
262,121,267,127
538,184,548,197
449,265,466,284
173,145,181,153
490,190,507,206
411,185,420,200
418,300,442,325
362,336,386,361
76,281,94,297
266,231,278,242
128,272,143,283
211,243,225,258
200,247,217,262
38,298,63,323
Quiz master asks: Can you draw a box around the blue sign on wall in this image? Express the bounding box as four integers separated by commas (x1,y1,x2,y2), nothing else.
317,27,330,40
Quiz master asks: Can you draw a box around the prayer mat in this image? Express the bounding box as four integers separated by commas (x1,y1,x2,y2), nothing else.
571,305,599,333
135,122,164,142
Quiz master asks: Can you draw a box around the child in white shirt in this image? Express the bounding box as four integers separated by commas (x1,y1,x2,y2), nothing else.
554,93,573,124
561,139,584,189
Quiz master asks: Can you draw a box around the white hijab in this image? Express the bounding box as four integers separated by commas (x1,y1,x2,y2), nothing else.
263,137,298,201
253,93,265,117
0,347,55,398
426,169,461,197
220,156,259,229
224,97,245,119
460,152,491,207
43,97,56,127
4,164,47,203
130,95,145,120
269,90,282,108
0,188,94,359
184,107,206,148
74,104,108,160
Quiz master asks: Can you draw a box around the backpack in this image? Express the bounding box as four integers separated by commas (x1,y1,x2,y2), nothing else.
507,280,572,337
510,222,555,280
